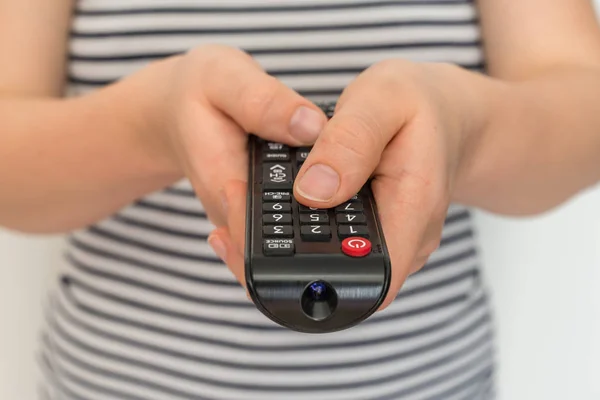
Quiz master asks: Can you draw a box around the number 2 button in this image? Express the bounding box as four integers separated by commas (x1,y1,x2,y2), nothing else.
301,225,331,242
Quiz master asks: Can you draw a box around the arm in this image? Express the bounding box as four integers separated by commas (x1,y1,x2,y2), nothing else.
0,0,325,235
0,0,179,232
455,0,600,214
209,0,600,306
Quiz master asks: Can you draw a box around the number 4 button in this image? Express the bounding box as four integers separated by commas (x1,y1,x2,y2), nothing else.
336,213,366,224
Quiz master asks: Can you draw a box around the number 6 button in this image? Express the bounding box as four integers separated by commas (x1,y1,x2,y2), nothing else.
263,202,291,213
263,213,292,225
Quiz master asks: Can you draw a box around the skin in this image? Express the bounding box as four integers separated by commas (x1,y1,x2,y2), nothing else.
2,0,600,309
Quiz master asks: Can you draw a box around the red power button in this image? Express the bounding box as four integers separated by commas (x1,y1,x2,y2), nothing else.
341,237,372,257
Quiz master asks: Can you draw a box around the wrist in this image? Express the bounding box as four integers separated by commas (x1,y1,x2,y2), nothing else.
440,65,506,203
108,56,184,182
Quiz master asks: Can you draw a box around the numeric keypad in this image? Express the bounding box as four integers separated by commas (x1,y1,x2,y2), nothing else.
259,141,373,256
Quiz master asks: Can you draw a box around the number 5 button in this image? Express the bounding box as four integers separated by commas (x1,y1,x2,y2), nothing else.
300,213,329,224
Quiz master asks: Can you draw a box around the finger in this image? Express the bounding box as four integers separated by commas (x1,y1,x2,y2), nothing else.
293,66,416,207
222,178,248,255
373,130,447,310
207,227,246,287
178,46,327,226
174,105,247,227
373,175,431,310
191,45,328,146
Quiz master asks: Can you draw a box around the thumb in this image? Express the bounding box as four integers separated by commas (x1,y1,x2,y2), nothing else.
293,98,404,208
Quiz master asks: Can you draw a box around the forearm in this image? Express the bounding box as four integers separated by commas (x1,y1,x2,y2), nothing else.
0,60,180,233
454,65,600,215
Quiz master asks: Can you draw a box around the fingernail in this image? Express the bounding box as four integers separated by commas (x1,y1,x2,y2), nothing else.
208,235,227,262
289,106,324,143
296,164,340,202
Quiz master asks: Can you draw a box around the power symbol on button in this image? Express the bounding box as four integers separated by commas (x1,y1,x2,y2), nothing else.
341,237,372,257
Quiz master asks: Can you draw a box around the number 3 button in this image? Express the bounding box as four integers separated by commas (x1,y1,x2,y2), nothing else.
263,225,293,238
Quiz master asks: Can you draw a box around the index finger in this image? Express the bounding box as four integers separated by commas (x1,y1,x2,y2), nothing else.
190,45,328,146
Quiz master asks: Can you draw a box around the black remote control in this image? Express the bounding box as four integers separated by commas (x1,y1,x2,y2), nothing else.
244,103,392,333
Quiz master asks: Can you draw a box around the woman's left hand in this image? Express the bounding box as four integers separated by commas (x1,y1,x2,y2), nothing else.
213,59,489,308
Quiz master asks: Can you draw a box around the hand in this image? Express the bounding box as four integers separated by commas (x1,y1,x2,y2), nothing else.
136,45,328,283
212,59,488,306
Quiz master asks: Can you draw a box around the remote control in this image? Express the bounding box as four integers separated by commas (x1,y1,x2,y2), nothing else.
244,103,392,333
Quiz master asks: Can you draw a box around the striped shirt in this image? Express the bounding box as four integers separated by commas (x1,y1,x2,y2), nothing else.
39,1,496,399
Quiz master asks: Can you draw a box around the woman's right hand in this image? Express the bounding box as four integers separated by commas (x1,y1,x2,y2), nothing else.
127,45,327,282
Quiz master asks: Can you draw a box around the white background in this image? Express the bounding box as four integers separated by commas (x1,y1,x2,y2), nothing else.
3,5,600,400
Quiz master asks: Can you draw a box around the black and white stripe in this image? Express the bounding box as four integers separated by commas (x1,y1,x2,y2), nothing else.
40,1,495,399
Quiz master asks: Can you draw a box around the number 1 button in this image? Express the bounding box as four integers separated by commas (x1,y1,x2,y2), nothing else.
338,225,369,238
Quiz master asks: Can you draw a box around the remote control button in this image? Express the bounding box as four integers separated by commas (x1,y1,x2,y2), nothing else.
336,213,366,224
263,213,292,225
263,202,291,213
263,239,294,256
300,213,329,224
263,191,291,202
301,225,331,241
335,201,364,213
338,225,369,238
348,194,360,202
263,142,288,152
263,163,293,189
296,148,310,164
263,225,293,238
298,204,327,213
263,152,290,162
341,237,371,257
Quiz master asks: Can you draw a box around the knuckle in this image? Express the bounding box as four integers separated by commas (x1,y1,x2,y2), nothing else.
324,123,375,165
431,198,451,223
238,76,281,126
421,237,441,258
370,59,418,81
191,45,253,75
367,59,424,98
326,114,384,161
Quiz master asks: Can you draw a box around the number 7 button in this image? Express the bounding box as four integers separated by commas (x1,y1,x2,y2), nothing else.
335,201,363,213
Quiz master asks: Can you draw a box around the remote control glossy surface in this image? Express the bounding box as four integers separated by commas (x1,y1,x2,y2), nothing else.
244,105,392,333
